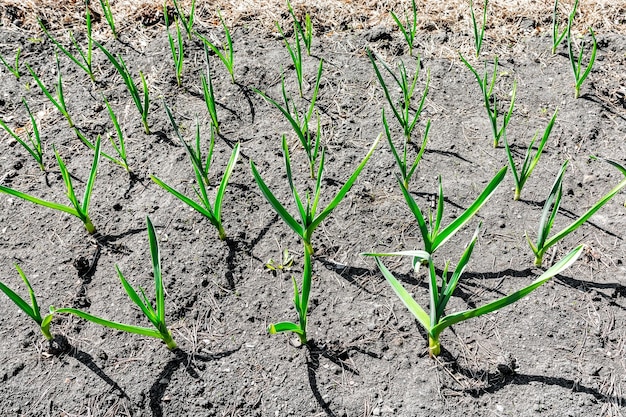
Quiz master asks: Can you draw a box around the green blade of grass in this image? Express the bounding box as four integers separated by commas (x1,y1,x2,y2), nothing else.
0,265,53,340
0,184,78,217
25,60,73,128
39,19,94,81
115,265,157,325
0,47,21,79
435,224,480,321
534,161,568,258
99,0,117,38
282,136,307,225
80,136,101,214
397,175,433,252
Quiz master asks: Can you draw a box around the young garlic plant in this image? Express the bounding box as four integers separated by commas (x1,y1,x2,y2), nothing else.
0,137,101,234
365,228,584,356
528,161,626,266
251,134,381,344
0,264,53,342
52,217,178,350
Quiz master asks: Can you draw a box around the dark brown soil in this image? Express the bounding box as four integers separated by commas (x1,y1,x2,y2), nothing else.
0,9,625,417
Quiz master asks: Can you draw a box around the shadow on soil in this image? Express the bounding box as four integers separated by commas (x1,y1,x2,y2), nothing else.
148,347,241,417
305,340,381,417
49,336,131,401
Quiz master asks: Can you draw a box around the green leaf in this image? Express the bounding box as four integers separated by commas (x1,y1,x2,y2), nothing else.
282,136,307,224
268,321,302,335
250,159,303,240
0,277,37,323
397,177,432,252
430,166,506,251
432,244,584,338
146,217,164,324
374,257,431,332
52,306,162,339
15,264,42,323
81,136,101,214
535,161,568,252
543,176,626,255
151,175,216,224
309,133,382,234
0,184,78,217
214,142,240,222
116,265,157,324
436,224,480,321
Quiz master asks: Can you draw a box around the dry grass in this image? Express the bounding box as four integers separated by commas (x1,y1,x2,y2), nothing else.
1,0,624,40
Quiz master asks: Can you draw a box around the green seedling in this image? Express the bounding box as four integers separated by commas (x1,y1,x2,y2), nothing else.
268,242,313,345
398,166,507,256
552,0,578,54
528,161,626,266
196,10,235,83
568,25,597,99
469,0,488,57
0,47,21,79
276,20,305,97
504,109,558,200
254,59,324,179
460,54,516,148
266,248,294,272
202,45,220,134
0,264,53,341
383,108,429,189
151,101,240,240
390,0,418,56
103,95,130,173
287,0,312,56
95,41,150,134
366,229,584,356
99,0,117,39
0,137,101,234
164,4,184,87
26,56,75,128
53,217,178,350
172,0,196,40
39,8,94,82
0,98,44,171
368,50,430,143
252,134,381,344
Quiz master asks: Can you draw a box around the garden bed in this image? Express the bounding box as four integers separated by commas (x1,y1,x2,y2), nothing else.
0,1,625,416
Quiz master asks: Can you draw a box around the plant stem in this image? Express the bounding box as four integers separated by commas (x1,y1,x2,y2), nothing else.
297,242,314,345
217,225,226,241
41,316,53,341
159,325,178,350
84,218,96,235
428,336,440,357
